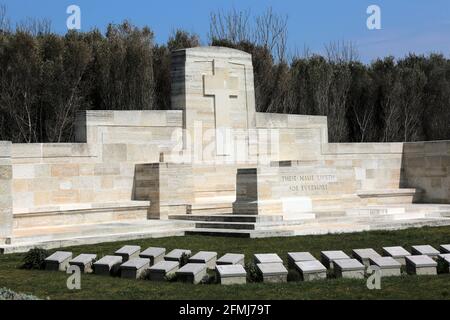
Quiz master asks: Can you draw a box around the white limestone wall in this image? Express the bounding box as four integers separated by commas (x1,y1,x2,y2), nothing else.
0,142,12,243
323,143,404,191
3,45,448,225
402,141,450,203
10,111,183,216
255,112,328,161
255,114,404,192
134,163,194,219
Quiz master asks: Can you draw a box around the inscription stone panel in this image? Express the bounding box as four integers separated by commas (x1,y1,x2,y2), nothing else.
280,173,338,195
233,165,344,217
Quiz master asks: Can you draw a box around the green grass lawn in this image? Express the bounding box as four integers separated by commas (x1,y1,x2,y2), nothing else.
1,226,450,300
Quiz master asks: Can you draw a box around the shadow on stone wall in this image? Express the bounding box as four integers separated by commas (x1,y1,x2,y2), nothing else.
400,141,450,204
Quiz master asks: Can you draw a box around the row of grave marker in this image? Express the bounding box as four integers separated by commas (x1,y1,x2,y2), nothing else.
43,244,450,285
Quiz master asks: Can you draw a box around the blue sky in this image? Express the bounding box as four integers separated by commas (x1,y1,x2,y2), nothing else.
2,0,450,63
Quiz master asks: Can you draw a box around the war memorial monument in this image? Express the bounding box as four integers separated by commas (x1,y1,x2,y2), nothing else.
0,46,449,254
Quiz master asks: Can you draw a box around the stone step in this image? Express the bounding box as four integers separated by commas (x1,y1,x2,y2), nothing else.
314,211,450,225
404,205,450,214
2,224,194,254
195,222,256,230
169,214,283,223
190,216,450,239
193,218,314,231
346,207,406,216
310,211,347,218
186,229,253,238
185,228,295,239
357,188,421,198
345,207,450,220
12,201,151,229
188,202,233,215
439,211,450,217
356,189,421,204
10,220,194,245
346,205,450,216
369,218,450,230
189,207,232,215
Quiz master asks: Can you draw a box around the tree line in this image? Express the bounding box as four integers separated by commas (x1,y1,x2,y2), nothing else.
0,7,448,143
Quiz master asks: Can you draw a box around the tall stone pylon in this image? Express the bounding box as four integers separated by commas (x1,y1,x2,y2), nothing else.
170,47,257,162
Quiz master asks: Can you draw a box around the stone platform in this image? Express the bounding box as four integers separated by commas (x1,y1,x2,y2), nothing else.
1,47,449,250
172,204,450,238
1,204,449,252
0,219,194,254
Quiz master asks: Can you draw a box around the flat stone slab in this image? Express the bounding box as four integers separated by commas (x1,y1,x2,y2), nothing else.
334,259,365,279
140,247,166,266
287,252,316,267
411,245,440,258
94,255,123,276
121,257,150,270
189,251,217,269
295,260,327,281
254,253,283,264
164,249,192,262
176,263,207,284
216,253,245,266
334,258,365,271
321,250,350,268
120,257,150,279
406,255,437,267
115,245,141,261
148,261,179,281
295,260,327,273
406,255,438,275
45,251,73,263
382,246,411,257
438,253,450,261
70,254,97,265
369,256,401,268
352,248,381,266
69,254,97,273
438,254,450,273
149,261,179,273
216,264,247,277
369,256,401,277
440,244,450,253
45,251,73,271
216,265,247,285
257,263,288,283
382,246,411,265
177,263,207,275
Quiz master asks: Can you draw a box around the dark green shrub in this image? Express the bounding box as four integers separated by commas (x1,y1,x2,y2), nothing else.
0,288,39,300
437,259,449,274
21,248,49,270
287,269,301,282
141,269,151,280
245,262,262,283
200,270,217,284
179,253,191,267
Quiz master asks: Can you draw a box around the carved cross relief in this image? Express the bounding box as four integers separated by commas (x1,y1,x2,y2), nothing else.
203,60,239,155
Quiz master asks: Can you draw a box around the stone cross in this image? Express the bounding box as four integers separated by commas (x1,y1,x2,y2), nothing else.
203,60,239,155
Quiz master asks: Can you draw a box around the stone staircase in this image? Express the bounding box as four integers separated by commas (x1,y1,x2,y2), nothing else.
168,204,450,238
166,187,444,238
169,214,293,238
3,204,450,252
